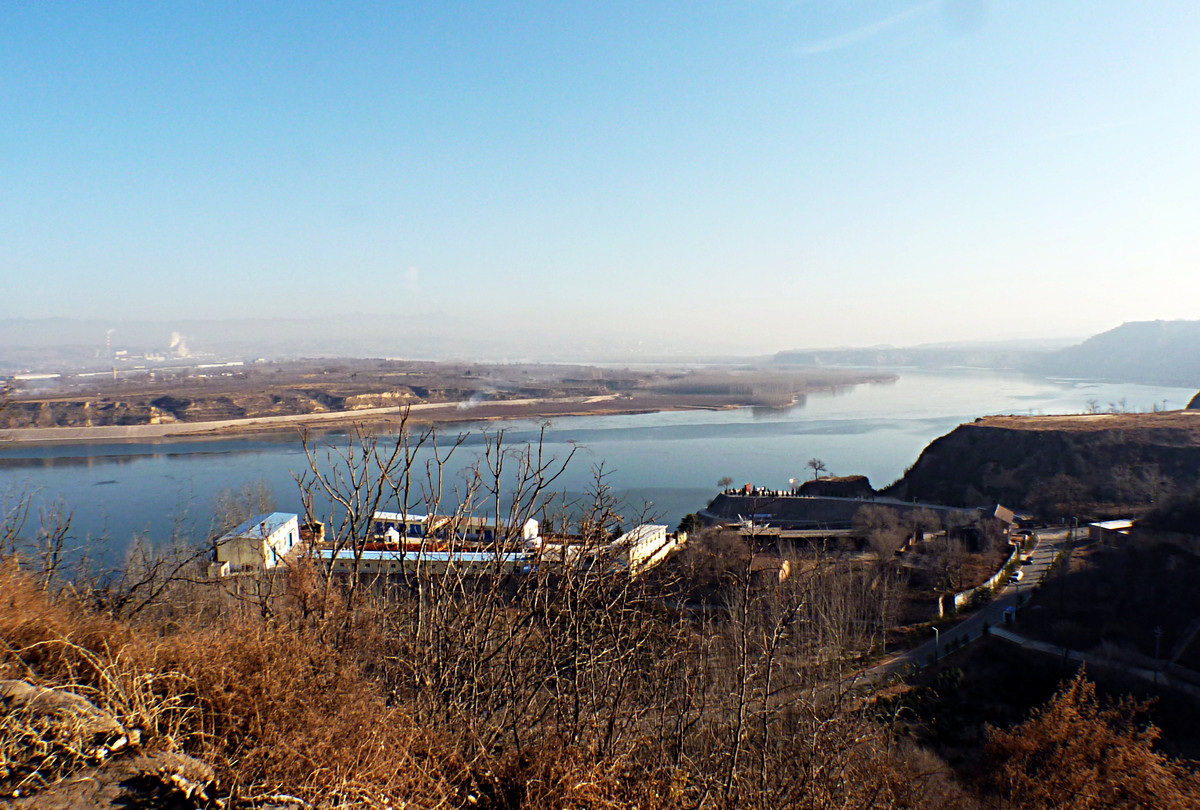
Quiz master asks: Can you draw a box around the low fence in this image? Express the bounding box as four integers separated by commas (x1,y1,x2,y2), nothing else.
937,544,1021,618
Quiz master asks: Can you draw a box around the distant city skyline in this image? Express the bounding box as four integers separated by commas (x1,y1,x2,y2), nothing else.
3,2,1199,355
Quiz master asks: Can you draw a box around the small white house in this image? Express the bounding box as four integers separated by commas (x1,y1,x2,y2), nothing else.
213,512,300,574
1089,519,1134,545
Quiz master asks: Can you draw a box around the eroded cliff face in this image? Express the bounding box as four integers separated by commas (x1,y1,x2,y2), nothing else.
0,388,421,428
882,412,1200,515
796,475,875,498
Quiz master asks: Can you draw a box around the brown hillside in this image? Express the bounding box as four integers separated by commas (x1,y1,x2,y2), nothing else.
885,412,1200,517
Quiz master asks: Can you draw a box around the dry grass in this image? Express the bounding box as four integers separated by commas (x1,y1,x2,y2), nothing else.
0,553,971,808
973,411,1200,437
0,561,465,807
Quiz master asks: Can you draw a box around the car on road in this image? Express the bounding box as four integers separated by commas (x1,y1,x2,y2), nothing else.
1022,556,1033,565
1008,569,1024,584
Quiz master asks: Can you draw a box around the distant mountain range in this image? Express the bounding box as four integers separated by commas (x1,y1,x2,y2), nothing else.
1025,320,1200,387
775,320,1200,388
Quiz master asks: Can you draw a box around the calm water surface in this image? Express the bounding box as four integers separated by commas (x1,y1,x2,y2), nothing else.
1,370,1193,561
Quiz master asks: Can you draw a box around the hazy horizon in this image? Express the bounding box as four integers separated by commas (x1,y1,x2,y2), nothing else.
0,313,1100,368
3,2,1199,356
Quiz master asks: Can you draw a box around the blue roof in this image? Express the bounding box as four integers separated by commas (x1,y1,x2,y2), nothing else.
223,512,297,539
321,549,524,563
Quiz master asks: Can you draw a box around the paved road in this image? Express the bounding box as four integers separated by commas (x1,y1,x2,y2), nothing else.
866,528,1071,681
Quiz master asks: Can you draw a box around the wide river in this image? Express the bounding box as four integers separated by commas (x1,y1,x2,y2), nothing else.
1,369,1194,562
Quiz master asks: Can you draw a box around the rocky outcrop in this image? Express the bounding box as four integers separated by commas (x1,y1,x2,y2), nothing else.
882,412,1200,514
0,679,273,810
796,475,874,498
0,679,132,766
1188,391,1200,410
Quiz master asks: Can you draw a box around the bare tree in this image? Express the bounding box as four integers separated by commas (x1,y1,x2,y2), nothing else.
853,505,907,654
854,505,904,560
806,457,828,480
211,479,276,537
1140,463,1175,506
295,410,445,611
929,535,968,591
906,507,942,545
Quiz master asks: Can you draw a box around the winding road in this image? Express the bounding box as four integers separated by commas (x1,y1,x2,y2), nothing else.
866,528,1071,681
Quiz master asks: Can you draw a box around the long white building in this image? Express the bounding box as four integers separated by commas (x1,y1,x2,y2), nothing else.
532,524,677,575
370,511,538,547
318,547,529,575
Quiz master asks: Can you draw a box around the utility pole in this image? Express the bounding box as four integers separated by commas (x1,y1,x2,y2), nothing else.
933,625,940,664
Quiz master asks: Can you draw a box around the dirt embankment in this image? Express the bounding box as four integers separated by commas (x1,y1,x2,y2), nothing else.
0,388,423,429
0,362,895,445
883,412,1200,516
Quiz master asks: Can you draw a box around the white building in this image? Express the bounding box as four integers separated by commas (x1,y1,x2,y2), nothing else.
372,511,539,548
432,515,539,546
211,512,300,576
1089,519,1134,545
533,524,677,575
611,524,675,573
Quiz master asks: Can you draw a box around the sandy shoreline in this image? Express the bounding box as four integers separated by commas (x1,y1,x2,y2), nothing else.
0,393,747,447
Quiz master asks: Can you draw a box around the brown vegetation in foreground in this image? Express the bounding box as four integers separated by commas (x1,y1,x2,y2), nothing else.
985,669,1200,808
0,419,954,808
0,550,958,808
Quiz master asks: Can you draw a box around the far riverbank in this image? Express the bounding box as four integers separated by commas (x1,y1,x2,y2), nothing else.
0,390,842,447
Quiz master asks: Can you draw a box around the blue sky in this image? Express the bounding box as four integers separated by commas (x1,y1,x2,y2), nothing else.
2,1,1199,355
